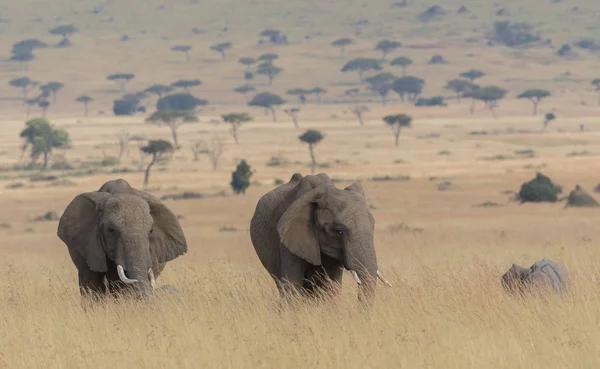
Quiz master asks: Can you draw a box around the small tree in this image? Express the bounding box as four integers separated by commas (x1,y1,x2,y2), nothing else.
256,62,283,85
309,87,327,104
190,141,202,161
331,38,353,57
248,92,285,121
233,84,256,103
145,84,173,98
49,25,77,46
11,39,46,67
10,77,35,99
230,160,254,195
375,40,402,60
287,88,309,104
156,93,208,111
352,105,369,126
38,100,50,117
40,82,64,103
467,86,507,118
517,89,551,115
390,56,413,75
171,79,202,92
222,113,252,144
459,69,484,82
370,83,392,105
113,97,140,116
107,73,135,93
543,113,556,131
171,45,192,62
20,118,70,169
284,108,300,128
239,57,257,69
592,79,600,105
117,130,129,163
341,58,382,82
383,114,412,147
140,140,173,185
444,79,476,103
24,99,38,118
210,42,232,60
299,130,324,173
391,76,425,102
344,88,360,103
146,110,198,148
258,53,279,64
198,135,224,170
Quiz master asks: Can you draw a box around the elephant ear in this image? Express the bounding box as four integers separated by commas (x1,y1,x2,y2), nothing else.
344,182,365,198
277,187,327,266
137,191,187,263
57,192,112,272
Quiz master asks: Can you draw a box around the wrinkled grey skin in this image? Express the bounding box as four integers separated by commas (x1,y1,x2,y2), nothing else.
57,179,187,299
502,258,569,295
250,173,378,302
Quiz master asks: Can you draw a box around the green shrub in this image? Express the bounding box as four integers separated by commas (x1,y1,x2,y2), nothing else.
518,173,560,203
230,160,254,195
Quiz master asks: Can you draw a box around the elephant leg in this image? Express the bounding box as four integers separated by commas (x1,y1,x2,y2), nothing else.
78,270,106,297
278,244,307,297
304,254,343,297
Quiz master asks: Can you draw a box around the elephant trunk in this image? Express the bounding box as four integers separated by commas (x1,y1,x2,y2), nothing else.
345,233,378,303
116,238,154,298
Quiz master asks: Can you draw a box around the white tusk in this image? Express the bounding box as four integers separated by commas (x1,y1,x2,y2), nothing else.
148,268,156,290
377,270,392,287
350,270,362,285
117,265,138,284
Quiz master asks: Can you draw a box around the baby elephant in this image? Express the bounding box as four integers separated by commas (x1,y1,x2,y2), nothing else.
502,258,569,295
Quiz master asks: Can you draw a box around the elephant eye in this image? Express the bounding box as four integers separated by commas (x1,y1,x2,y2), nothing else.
149,228,154,235
331,225,344,235
107,226,115,233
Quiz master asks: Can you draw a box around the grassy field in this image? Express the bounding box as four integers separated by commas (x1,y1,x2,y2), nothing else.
2,0,600,368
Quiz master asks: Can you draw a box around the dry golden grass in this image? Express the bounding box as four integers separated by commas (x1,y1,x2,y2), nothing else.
2,0,600,367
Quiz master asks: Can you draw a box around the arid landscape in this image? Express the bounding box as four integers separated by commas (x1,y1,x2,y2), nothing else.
2,0,600,367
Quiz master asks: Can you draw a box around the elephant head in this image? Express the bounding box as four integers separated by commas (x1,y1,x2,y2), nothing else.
277,181,386,301
501,264,531,293
57,179,187,297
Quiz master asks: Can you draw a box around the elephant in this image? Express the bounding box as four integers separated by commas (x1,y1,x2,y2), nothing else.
502,258,569,295
57,178,187,299
249,173,391,302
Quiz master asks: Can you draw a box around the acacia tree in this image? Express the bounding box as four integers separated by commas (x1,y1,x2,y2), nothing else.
287,88,309,104
222,113,252,144
198,134,224,170
284,108,300,128
38,100,50,117
146,110,198,148
383,114,412,147
49,25,77,46
40,82,64,103
517,89,551,115
210,42,232,60
141,140,173,185
375,40,402,60
171,45,192,62
331,38,353,57
299,129,324,173
10,77,35,99
256,62,283,85
19,118,70,168
390,56,413,75
341,58,382,82
145,84,173,98
444,79,476,103
238,57,257,70
459,69,484,82
309,86,327,103
233,84,256,103
391,76,425,102
465,86,507,118
248,92,285,121
171,79,202,92
543,113,556,131
352,105,369,126
11,39,46,67
366,73,396,105
258,53,279,64
107,73,135,92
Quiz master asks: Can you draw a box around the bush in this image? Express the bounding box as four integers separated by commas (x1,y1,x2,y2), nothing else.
415,96,447,106
491,21,541,47
518,173,560,203
113,99,139,115
101,156,119,166
274,178,284,185
230,160,254,195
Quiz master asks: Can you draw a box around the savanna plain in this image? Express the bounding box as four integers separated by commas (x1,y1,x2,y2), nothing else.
2,0,600,368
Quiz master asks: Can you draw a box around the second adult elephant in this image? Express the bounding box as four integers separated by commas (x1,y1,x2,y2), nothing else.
250,173,391,302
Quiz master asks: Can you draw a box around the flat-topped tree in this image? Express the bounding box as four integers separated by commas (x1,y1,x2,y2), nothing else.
107,73,135,93
517,89,551,115
543,113,556,131
309,87,327,103
145,84,173,98
11,39,46,66
375,40,402,61
370,83,392,105
156,93,208,111
171,79,201,92
352,105,369,126
344,88,360,103
49,25,77,47
256,62,283,85
284,108,301,128
331,38,353,57
299,129,324,173
140,140,173,186
233,84,256,103
76,95,93,116
390,56,413,76
40,82,64,103
20,118,70,169
287,88,309,104
38,100,50,117
459,69,484,82
391,76,425,102
383,114,412,147
258,53,279,64
341,58,382,82
591,79,600,104
24,99,38,118
222,113,252,144
146,110,198,148
9,77,35,99
171,45,192,62
210,42,232,60
445,79,476,103
239,57,257,70
466,85,506,118
248,92,285,121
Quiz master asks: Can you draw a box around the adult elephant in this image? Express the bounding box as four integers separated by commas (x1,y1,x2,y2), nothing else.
250,173,391,302
57,178,187,298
